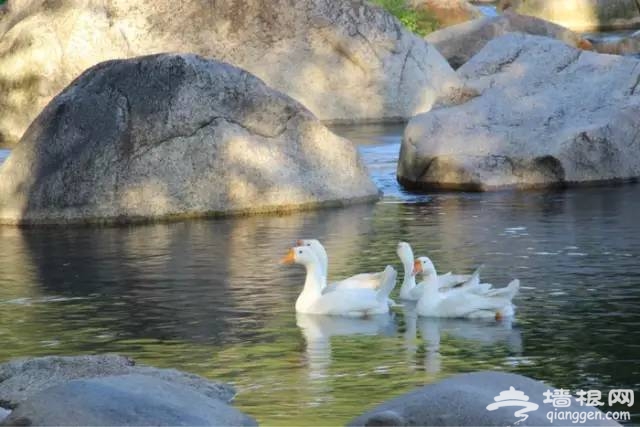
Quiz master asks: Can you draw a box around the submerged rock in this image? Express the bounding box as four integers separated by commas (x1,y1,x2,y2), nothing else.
426,11,592,69
0,0,462,146
0,355,235,408
500,0,640,31
398,33,640,191
349,371,620,426
0,53,380,225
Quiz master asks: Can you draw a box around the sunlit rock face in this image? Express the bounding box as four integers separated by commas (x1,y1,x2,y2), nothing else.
397,33,640,191
0,54,380,225
426,11,592,69
500,0,640,31
0,0,463,147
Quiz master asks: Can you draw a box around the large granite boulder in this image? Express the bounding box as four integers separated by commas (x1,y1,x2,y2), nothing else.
0,355,235,408
2,375,257,426
426,11,592,69
349,371,620,426
0,0,462,147
0,53,380,225
397,33,640,191
407,0,482,28
500,0,640,31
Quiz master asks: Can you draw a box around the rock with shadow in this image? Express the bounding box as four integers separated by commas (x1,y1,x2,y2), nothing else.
398,33,640,191
0,355,256,426
2,375,256,426
349,371,620,426
499,0,640,32
0,0,463,147
588,30,640,56
426,11,592,69
0,355,235,408
0,53,379,225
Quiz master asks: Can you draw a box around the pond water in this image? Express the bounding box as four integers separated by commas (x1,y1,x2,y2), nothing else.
1,126,639,424
471,2,500,18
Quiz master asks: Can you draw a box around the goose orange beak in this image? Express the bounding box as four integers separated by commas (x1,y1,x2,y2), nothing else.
280,248,296,265
412,259,422,276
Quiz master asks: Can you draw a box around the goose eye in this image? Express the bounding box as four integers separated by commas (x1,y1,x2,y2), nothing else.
298,250,303,254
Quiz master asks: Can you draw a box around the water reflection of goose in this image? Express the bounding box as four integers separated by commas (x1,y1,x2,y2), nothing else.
296,313,397,381
402,302,523,374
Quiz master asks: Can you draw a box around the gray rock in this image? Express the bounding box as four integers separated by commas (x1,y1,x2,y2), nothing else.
499,0,640,31
0,355,235,408
0,0,462,147
0,53,380,225
426,11,592,69
349,371,620,426
2,374,257,426
398,33,640,191
0,408,9,424
589,31,640,56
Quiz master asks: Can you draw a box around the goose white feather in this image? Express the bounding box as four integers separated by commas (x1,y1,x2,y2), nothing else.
297,239,384,290
281,246,396,317
396,242,470,300
413,256,519,319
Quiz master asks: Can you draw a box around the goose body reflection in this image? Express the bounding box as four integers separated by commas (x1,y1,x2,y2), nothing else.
401,302,523,374
297,313,397,381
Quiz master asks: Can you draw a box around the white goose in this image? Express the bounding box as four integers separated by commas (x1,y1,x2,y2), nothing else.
296,239,384,291
413,256,519,319
281,246,397,316
396,242,470,300
418,263,520,299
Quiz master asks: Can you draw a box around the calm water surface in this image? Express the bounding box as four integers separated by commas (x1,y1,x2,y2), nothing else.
1,126,639,424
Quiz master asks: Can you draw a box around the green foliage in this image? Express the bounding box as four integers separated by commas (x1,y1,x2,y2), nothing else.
370,0,440,36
